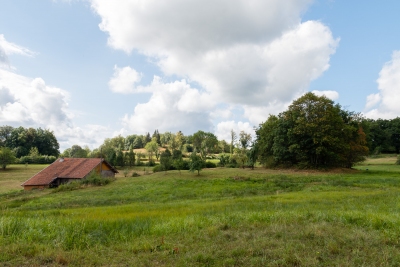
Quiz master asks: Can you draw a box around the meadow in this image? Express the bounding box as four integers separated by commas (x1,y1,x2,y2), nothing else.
1,156,400,266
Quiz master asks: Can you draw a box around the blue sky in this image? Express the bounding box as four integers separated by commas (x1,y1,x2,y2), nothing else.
1,0,400,151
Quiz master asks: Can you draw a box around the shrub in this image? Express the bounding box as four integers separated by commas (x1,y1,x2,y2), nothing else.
18,155,57,164
53,172,115,193
53,181,81,192
153,165,162,173
226,156,238,168
131,172,140,177
263,155,277,168
146,160,156,166
205,161,217,168
217,154,229,167
396,156,400,165
181,160,190,170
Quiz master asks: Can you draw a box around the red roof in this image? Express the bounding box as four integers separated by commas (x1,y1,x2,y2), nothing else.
22,158,117,186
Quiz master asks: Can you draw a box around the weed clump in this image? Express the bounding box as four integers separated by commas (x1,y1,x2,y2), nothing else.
53,172,115,193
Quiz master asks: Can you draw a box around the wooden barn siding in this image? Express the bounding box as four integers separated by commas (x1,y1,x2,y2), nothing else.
95,162,116,177
23,185,47,191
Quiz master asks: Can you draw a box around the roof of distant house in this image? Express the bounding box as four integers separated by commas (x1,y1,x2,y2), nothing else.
21,158,118,186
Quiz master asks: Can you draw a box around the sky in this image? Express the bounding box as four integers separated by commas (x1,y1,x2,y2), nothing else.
1,0,400,152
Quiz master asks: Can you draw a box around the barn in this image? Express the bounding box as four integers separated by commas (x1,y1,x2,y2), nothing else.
21,158,118,190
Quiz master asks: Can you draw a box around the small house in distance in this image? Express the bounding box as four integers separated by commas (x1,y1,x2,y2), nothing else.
21,158,118,191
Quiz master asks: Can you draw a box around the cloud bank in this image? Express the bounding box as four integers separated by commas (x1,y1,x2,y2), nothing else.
93,0,338,134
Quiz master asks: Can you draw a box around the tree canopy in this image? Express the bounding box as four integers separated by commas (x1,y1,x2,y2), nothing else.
0,147,16,170
255,93,369,168
0,126,59,157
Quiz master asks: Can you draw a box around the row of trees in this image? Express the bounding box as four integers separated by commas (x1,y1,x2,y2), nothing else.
58,94,400,170
61,128,256,169
0,126,59,158
1,93,399,170
367,118,400,154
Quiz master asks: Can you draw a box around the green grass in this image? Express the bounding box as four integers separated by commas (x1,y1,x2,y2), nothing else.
0,164,45,194
1,161,400,266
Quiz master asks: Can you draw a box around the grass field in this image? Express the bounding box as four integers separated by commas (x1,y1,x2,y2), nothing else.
1,157,400,266
0,164,44,194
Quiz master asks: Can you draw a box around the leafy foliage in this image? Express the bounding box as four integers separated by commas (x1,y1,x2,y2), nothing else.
189,152,204,175
160,148,172,172
255,93,369,168
0,147,16,170
192,130,218,160
0,126,59,157
53,172,115,192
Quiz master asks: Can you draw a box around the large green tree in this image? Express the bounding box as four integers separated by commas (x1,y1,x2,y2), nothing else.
69,145,88,158
192,131,218,160
0,126,13,147
0,147,16,170
160,148,172,173
255,93,368,168
145,139,158,163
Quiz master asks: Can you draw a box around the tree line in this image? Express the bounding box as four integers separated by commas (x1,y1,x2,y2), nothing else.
254,93,399,168
0,126,59,169
1,92,400,170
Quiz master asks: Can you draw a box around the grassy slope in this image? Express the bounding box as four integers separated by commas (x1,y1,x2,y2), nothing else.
1,159,400,266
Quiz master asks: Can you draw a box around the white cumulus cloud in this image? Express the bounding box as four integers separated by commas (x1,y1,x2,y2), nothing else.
0,70,70,126
91,0,338,136
0,63,111,151
108,65,143,94
121,77,215,134
364,51,400,119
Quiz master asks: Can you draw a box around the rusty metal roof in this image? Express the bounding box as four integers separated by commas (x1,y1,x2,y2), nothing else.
21,158,118,186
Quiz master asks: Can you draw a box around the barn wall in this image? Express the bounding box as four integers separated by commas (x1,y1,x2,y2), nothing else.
23,185,47,191
101,170,115,177
94,162,115,177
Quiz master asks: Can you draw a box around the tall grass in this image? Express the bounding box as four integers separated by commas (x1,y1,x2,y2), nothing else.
1,161,400,266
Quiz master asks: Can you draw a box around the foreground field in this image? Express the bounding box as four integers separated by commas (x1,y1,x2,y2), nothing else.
1,159,400,266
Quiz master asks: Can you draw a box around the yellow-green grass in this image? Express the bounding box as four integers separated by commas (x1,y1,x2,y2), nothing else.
1,165,400,266
354,154,400,172
0,164,45,194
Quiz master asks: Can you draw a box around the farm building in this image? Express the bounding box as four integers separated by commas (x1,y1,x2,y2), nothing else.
21,158,118,190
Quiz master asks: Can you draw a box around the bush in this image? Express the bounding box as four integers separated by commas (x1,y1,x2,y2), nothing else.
53,172,115,193
205,161,217,168
18,155,57,164
217,154,229,167
373,146,382,155
181,160,190,170
153,165,162,173
396,156,400,165
52,181,81,192
263,155,277,168
131,172,140,177
146,160,156,166
226,156,238,168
